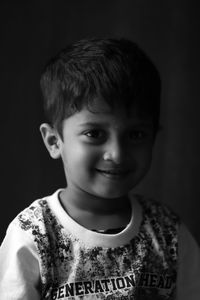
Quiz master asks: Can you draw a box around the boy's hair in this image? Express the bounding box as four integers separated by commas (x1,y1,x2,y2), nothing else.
40,38,161,138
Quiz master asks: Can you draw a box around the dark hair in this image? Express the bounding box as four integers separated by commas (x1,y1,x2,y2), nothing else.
40,38,161,138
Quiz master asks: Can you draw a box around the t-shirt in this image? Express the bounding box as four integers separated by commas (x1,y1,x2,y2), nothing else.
0,189,200,299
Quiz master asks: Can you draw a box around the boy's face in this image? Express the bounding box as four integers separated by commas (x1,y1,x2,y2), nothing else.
57,100,155,200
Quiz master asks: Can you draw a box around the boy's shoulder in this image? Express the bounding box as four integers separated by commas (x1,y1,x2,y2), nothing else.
132,194,181,263
13,190,61,234
133,193,180,227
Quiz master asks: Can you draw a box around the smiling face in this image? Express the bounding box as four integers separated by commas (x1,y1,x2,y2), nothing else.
55,100,154,202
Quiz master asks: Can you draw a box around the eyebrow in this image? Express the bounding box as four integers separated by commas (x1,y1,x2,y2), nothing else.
78,121,153,127
78,122,108,127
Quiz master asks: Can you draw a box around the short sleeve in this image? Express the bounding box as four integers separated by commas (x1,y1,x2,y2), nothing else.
177,223,200,300
0,221,41,300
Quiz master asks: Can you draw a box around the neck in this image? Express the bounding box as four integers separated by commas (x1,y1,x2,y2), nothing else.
60,185,130,215
59,186,132,230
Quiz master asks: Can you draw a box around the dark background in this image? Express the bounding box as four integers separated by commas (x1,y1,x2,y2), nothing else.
1,1,200,244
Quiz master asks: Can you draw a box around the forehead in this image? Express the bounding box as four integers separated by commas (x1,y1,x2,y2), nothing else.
86,97,152,120
66,99,153,128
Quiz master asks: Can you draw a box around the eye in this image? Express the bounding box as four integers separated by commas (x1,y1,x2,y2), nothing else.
128,129,153,143
129,130,145,139
84,129,106,141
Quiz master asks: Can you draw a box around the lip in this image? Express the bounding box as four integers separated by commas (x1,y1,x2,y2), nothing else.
96,168,131,179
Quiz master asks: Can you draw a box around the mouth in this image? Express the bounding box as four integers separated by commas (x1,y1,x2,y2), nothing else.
96,168,131,179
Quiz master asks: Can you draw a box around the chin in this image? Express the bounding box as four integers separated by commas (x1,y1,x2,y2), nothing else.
87,178,142,199
94,187,131,199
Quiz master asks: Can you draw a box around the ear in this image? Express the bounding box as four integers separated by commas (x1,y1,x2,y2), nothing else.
39,123,62,159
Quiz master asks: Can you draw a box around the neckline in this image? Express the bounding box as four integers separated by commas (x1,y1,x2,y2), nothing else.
91,227,126,234
48,189,143,248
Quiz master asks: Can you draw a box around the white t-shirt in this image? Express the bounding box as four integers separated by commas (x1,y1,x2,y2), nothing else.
0,189,200,299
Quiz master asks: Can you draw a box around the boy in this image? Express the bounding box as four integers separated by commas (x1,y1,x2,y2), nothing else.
0,38,200,299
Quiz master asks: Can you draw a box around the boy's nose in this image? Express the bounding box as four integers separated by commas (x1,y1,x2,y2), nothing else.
103,139,125,164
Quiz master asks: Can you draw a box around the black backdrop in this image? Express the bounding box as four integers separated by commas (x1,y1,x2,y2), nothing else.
1,0,200,244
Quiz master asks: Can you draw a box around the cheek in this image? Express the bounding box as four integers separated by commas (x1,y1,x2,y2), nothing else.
134,146,153,168
62,144,101,170
142,148,153,170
